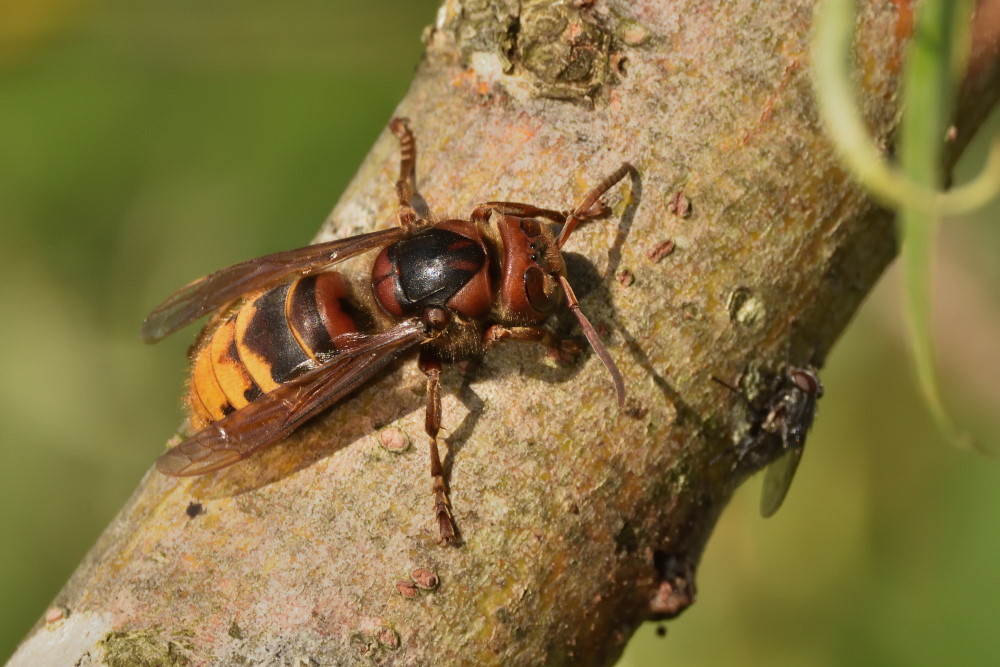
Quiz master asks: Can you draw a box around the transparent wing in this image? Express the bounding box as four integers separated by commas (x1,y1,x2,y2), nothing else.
156,318,427,476
759,446,804,518
141,227,404,343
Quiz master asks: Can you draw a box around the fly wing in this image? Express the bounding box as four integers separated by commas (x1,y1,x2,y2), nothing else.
141,227,404,343
759,446,804,518
156,318,427,476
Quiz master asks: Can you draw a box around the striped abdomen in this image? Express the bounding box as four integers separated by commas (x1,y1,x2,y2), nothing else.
186,272,359,428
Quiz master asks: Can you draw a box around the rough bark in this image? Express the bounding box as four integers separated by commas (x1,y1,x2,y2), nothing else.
11,1,1000,665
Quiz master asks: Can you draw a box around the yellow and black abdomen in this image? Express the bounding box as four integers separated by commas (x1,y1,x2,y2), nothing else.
186,272,359,428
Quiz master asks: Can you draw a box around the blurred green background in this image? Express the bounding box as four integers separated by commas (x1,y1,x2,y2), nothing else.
1,1,998,664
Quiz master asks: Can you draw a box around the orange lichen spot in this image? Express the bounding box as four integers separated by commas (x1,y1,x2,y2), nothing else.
450,68,478,88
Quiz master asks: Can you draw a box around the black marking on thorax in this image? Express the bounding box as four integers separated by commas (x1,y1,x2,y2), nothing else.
390,229,486,312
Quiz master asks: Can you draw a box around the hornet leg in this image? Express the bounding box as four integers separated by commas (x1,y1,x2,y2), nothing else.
418,348,457,544
556,162,635,247
482,324,582,364
470,202,567,225
388,117,421,230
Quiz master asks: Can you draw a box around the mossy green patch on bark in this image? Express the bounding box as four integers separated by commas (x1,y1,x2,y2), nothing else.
101,628,193,667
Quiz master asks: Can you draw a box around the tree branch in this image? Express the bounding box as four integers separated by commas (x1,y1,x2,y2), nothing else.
11,1,1000,665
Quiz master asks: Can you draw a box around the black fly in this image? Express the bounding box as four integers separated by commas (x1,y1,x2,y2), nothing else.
715,365,824,517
